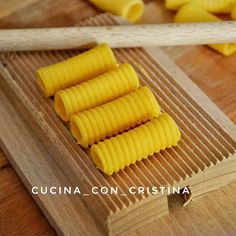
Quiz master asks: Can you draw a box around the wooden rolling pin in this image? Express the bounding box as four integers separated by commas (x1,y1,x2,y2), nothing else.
0,21,236,51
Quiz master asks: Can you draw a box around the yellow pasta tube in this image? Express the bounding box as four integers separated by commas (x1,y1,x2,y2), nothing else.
175,3,220,23
37,43,117,97
165,0,190,10
54,63,140,121
232,4,236,19
90,113,181,176
191,0,236,13
208,44,236,57
89,0,144,22
165,0,236,12
70,86,160,147
175,4,236,56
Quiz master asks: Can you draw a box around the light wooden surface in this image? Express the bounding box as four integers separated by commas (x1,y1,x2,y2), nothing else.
0,89,104,236
0,12,236,235
2,12,235,233
0,0,236,235
0,0,38,18
1,87,236,236
1,21,236,51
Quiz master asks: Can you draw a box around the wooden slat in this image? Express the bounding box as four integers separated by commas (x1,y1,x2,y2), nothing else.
0,89,103,236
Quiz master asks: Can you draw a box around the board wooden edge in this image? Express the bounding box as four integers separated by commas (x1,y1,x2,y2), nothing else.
0,89,104,236
0,62,113,233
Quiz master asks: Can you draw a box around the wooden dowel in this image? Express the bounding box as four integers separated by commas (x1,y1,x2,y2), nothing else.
0,21,236,51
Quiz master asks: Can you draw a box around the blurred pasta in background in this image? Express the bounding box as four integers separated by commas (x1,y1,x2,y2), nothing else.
87,0,236,56
165,0,236,56
88,0,144,22
165,0,236,13
232,4,236,19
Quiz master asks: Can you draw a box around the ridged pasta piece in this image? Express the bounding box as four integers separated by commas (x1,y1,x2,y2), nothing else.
90,113,181,176
209,44,236,57
89,0,144,22
165,0,236,12
175,4,236,56
70,86,160,147
37,43,117,97
165,0,190,10
191,0,236,13
54,63,140,121
175,3,220,23
232,4,236,19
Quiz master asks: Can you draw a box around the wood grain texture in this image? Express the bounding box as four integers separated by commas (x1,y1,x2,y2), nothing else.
0,0,99,29
141,1,236,124
0,155,55,235
0,1,236,236
0,0,39,18
131,181,236,236
1,83,236,235
0,12,236,235
0,89,104,236
1,21,236,51
0,0,148,28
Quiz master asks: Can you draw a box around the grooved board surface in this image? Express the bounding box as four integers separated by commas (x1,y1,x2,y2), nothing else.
0,13,236,235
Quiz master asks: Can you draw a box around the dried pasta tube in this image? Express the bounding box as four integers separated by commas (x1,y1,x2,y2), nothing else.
175,3,220,23
175,4,236,56
90,113,181,176
165,0,190,10
70,86,160,147
54,63,139,121
191,0,236,13
37,43,117,97
89,0,144,22
207,44,236,56
232,4,236,19
165,0,236,12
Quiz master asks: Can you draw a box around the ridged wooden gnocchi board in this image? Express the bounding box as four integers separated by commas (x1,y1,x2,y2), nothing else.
0,14,236,235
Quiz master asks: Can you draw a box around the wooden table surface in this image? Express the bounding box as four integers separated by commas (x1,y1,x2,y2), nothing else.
0,1,236,235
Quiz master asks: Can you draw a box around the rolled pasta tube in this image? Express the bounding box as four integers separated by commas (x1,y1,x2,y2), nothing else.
165,0,190,10
88,0,144,22
165,0,236,12
70,86,160,147
54,63,139,121
37,43,117,97
209,44,236,57
175,4,236,56
175,4,220,23
191,0,236,13
90,113,181,176
232,4,236,19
